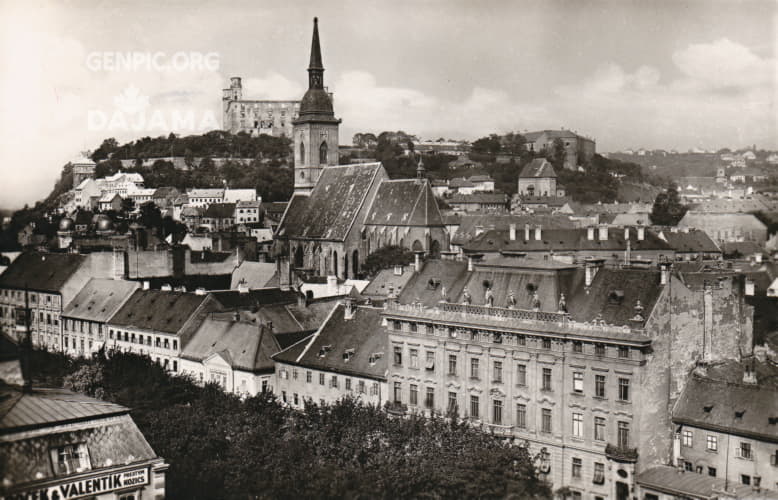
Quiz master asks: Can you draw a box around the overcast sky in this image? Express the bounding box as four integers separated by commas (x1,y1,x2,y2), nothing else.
0,0,776,208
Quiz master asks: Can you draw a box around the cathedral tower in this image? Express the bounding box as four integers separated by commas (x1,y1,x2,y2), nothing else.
293,17,340,196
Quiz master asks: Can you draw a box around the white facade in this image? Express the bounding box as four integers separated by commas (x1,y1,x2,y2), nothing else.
180,353,273,397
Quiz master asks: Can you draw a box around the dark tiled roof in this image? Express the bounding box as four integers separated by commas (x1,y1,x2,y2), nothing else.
108,289,212,334
397,260,663,328
0,252,87,293
680,212,767,230
181,317,279,373
276,163,383,241
1,404,157,485
524,129,582,142
362,266,415,297
659,229,721,253
519,158,556,178
463,228,671,254
202,202,236,219
448,178,475,188
673,375,778,442
273,304,387,381
62,279,140,322
0,385,128,432
446,214,577,245
364,180,444,227
721,241,763,256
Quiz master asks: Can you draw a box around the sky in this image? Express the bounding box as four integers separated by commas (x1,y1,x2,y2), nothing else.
0,0,776,208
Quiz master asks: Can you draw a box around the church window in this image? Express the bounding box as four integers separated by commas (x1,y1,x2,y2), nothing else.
319,141,328,165
300,142,305,164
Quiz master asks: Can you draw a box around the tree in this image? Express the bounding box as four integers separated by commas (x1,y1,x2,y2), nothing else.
91,138,119,162
363,245,415,276
547,138,567,170
120,197,136,214
471,134,502,155
650,185,688,226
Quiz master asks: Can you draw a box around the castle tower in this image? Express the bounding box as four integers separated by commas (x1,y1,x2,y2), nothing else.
293,17,340,196
71,154,96,189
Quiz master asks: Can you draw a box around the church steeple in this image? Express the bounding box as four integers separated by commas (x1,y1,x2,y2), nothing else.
308,17,324,89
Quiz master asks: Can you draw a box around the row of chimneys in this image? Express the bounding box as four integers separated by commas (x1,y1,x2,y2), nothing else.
506,224,646,242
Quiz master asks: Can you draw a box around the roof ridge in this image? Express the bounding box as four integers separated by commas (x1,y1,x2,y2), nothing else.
296,302,340,363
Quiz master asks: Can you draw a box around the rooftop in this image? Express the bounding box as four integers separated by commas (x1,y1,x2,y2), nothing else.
519,158,557,178
636,465,768,500
62,278,140,322
108,289,213,334
0,252,87,294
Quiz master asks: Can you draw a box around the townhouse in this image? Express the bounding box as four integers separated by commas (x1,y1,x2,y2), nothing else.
383,258,752,499
273,300,387,408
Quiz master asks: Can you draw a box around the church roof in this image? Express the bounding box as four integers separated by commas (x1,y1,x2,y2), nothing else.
519,158,557,178
364,180,444,227
277,163,384,241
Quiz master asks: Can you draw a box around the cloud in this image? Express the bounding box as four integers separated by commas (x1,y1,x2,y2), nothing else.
672,37,773,90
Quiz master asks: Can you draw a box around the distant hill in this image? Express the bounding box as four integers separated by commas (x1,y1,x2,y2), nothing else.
608,152,725,179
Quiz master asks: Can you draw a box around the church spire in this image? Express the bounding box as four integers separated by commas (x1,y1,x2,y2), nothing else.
308,17,324,89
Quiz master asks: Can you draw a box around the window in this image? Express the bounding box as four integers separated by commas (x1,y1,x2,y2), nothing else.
410,348,419,368
542,338,551,349
595,343,605,356
410,384,418,405
618,346,630,358
393,346,402,365
573,372,583,393
516,404,527,429
572,413,583,437
517,335,526,346
293,393,299,405
594,417,606,441
572,457,582,478
742,474,751,485
493,400,503,424
470,395,479,419
448,392,457,412
516,364,526,386
319,373,325,385
708,466,717,477
738,442,753,460
682,430,693,447
617,421,630,448
425,387,434,409
493,361,503,383
282,391,287,402
470,358,480,379
542,368,552,391
410,323,417,333
172,360,177,372
306,371,312,383
541,408,552,433
173,339,178,350
330,375,338,388
593,462,605,485
358,380,365,393
371,383,379,396
345,378,352,391
618,378,630,401
573,341,582,353
292,369,298,380
684,461,693,472
393,382,402,403
425,351,435,371
50,443,91,475
448,354,457,375
706,434,717,451
595,375,606,398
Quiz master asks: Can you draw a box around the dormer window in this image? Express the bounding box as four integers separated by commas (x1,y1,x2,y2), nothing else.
704,405,714,413
343,348,355,362
735,410,745,419
50,443,91,475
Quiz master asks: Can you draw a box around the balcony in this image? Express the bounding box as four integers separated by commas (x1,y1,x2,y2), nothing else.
605,443,638,462
486,423,514,436
386,401,408,416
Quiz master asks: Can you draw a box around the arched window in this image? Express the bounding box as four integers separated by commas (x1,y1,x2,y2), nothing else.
294,246,304,268
319,141,328,165
300,142,305,164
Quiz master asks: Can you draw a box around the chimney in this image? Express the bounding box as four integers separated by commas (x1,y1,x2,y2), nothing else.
344,297,355,320
535,225,542,241
587,226,595,241
238,280,249,294
755,253,763,264
298,292,308,308
509,224,517,241
637,225,645,241
598,225,608,241
195,287,206,296
414,251,423,272
745,278,755,296
467,256,474,272
624,227,630,241
142,280,150,290
659,262,671,285
161,284,172,291
232,311,240,322
327,275,338,295
525,224,531,241
393,265,403,276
